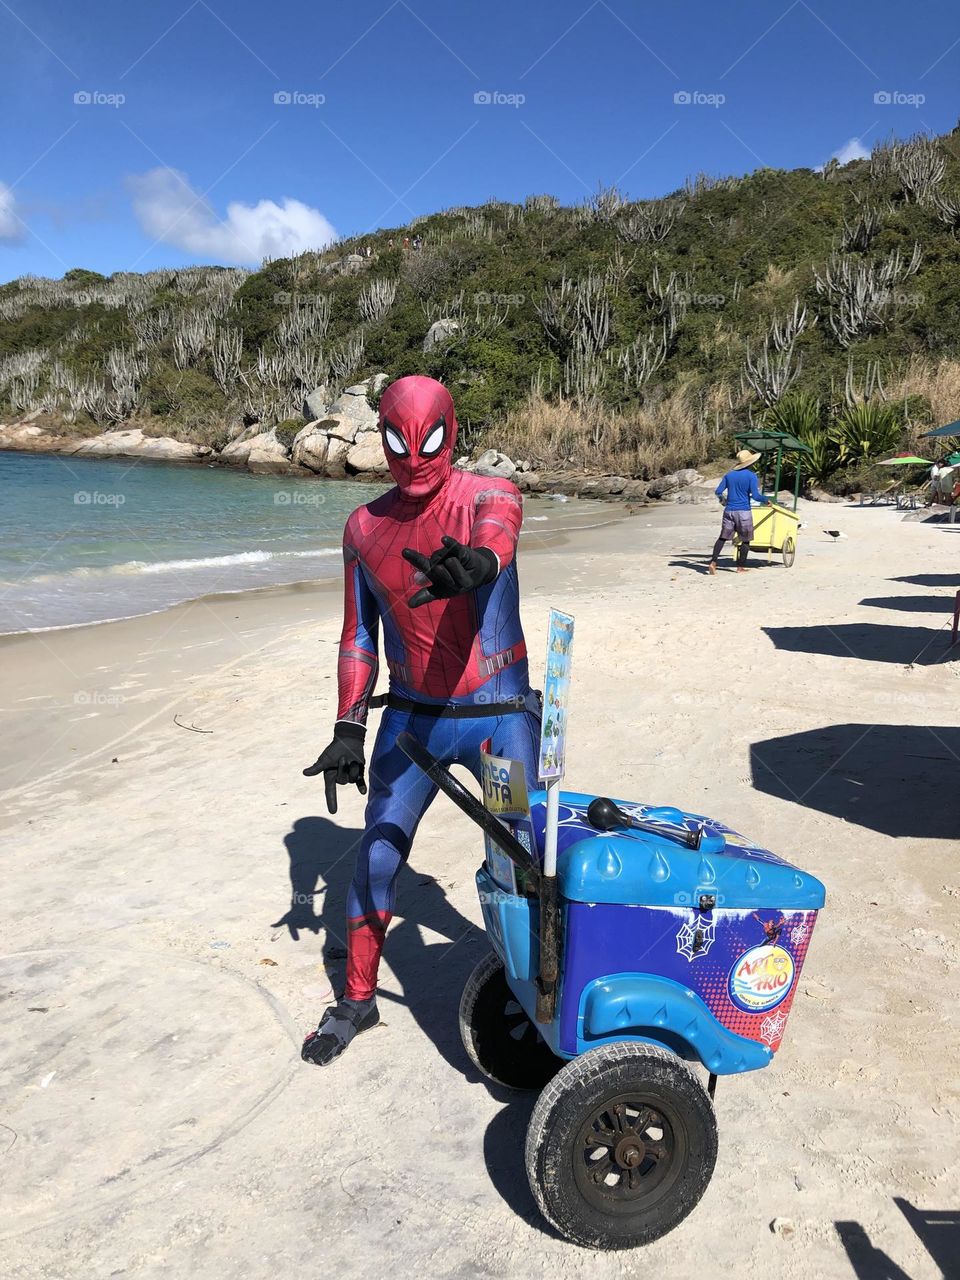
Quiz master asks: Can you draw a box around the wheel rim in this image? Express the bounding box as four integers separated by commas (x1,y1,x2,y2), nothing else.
573,1094,682,1211
500,995,542,1049
782,537,796,567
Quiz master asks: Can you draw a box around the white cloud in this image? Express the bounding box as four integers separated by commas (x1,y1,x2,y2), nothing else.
126,168,337,264
0,182,25,243
829,137,871,167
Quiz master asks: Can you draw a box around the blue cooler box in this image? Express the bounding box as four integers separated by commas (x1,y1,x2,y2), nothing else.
477,791,826,1075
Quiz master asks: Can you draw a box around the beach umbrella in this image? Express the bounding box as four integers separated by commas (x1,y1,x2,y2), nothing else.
877,453,933,465
920,420,960,439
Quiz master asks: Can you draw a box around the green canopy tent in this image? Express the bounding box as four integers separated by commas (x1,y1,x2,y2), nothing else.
920,420,960,441
733,429,813,512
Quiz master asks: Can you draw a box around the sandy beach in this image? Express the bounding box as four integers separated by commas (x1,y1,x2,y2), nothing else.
1,496,958,1280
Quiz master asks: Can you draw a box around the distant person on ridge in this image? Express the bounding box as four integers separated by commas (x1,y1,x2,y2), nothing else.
708,449,769,574
300,375,540,1066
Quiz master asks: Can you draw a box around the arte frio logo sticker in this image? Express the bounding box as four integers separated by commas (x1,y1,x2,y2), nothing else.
728,944,795,1012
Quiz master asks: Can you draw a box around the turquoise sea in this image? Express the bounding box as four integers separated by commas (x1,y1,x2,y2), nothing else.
0,451,383,633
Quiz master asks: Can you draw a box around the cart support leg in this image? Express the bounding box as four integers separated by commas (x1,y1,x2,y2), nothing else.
708,1073,718,1099
535,874,559,1023
536,779,561,1024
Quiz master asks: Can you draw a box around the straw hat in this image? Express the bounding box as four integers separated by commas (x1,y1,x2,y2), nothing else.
735,449,761,469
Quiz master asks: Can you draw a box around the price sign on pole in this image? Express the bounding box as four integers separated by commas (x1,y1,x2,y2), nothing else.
538,608,574,784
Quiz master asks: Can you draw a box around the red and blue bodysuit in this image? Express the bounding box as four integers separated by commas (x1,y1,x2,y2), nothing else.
302,376,539,1064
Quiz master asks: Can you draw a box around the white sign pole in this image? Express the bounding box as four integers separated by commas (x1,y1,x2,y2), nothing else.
543,777,561,879
536,609,574,1023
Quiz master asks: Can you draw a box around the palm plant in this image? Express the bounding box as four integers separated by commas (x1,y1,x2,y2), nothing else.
764,392,839,486
831,400,903,464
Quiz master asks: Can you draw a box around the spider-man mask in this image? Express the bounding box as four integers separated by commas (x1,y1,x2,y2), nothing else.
379,375,458,501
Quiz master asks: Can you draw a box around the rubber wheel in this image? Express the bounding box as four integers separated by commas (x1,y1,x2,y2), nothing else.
459,952,559,1091
782,536,796,568
525,1042,717,1249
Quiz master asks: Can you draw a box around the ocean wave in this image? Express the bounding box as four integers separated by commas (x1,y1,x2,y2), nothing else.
20,546,340,583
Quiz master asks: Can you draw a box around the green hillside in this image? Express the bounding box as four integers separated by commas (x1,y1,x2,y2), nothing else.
3,128,960,484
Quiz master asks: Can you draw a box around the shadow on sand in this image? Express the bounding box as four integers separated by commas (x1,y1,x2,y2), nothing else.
275,814,489,1075
274,813,560,1232
836,1197,960,1279
763,622,956,667
859,595,955,614
889,573,960,588
751,724,960,840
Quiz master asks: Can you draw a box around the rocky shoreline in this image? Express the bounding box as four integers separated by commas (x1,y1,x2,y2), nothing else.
0,372,719,504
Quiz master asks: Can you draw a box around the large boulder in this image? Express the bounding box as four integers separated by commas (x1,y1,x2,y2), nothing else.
302,385,330,422
324,436,352,478
325,383,378,438
246,431,298,475
474,448,517,480
648,469,704,499
0,422,64,452
647,473,680,499
220,429,291,473
70,428,203,462
291,420,330,473
346,430,388,474
576,476,632,498
423,319,460,353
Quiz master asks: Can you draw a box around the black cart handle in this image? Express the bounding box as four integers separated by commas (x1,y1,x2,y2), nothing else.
397,731,541,890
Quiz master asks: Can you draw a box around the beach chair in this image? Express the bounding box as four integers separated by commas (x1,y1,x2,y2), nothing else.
859,481,899,506
895,485,926,511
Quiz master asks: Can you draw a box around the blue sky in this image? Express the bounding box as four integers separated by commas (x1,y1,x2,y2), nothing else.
1,0,958,280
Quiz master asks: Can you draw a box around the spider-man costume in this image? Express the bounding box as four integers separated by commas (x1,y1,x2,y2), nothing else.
301,375,540,1066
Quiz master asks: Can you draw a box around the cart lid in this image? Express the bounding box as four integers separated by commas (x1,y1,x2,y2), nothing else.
528,790,826,910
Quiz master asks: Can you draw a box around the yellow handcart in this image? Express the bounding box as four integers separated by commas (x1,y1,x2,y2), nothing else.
733,501,800,568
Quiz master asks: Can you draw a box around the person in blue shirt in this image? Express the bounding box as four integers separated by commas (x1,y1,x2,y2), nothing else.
708,450,770,574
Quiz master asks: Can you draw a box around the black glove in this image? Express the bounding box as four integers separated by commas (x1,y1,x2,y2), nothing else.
402,536,498,608
303,722,367,814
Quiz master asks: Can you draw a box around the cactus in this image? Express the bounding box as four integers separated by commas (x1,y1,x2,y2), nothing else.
769,298,814,353
890,136,945,204
813,244,922,347
359,278,399,324
839,203,883,253
742,338,802,405
211,326,244,394
276,295,331,349
616,324,669,392
617,198,685,244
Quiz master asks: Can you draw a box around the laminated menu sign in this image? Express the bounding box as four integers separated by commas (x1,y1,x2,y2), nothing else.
479,751,534,893
539,608,574,781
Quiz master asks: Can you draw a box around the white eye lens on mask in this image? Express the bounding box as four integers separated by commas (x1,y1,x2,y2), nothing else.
420,420,445,457
384,425,408,456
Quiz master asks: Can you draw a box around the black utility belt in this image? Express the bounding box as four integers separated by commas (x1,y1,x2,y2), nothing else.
369,691,538,719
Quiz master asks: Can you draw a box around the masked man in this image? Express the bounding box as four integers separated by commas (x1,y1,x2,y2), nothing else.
301,375,540,1066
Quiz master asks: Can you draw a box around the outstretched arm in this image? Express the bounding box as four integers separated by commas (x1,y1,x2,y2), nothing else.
402,482,523,608
471,482,523,570
749,472,769,505
336,537,381,726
